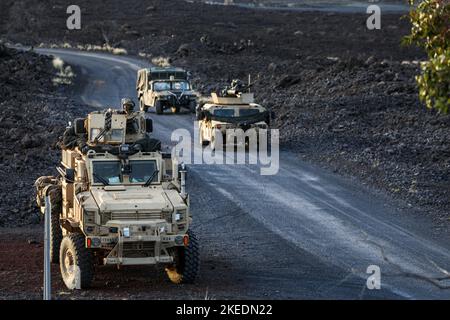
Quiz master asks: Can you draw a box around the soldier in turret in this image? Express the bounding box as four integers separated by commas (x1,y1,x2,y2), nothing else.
121,97,135,115
121,98,140,135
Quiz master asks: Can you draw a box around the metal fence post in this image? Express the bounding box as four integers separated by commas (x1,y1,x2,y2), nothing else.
180,163,187,199
44,195,51,300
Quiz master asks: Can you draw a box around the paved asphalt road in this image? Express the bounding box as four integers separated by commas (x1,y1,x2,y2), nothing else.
199,1,409,13
35,48,450,299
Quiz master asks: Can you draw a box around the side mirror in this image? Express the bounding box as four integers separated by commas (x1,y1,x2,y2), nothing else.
145,118,153,133
74,118,86,135
66,168,75,182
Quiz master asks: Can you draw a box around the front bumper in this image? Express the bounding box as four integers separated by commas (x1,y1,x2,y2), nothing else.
215,122,268,134
160,95,194,106
87,219,186,266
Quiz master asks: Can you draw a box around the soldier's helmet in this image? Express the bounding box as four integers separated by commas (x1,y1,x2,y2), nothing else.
121,98,135,114
230,79,244,91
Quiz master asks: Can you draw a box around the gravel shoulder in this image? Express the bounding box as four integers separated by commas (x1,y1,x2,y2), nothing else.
0,44,91,227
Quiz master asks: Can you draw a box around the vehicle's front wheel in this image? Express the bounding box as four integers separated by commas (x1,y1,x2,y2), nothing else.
59,234,94,290
139,97,148,112
189,100,197,113
155,100,163,115
165,230,200,284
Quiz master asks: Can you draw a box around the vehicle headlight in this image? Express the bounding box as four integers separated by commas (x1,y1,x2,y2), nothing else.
175,210,186,222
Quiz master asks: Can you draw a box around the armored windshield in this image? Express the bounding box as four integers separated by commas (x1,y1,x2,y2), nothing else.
92,161,122,184
129,160,158,183
172,81,190,91
153,82,171,91
153,81,190,91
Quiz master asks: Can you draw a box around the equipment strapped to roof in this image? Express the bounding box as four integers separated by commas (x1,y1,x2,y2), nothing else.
146,67,188,81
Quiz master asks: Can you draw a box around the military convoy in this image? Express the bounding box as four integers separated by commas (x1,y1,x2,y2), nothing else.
34,65,272,291
196,80,274,149
35,99,199,289
137,67,198,114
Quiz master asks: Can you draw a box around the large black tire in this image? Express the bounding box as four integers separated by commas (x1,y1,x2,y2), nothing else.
48,188,63,264
189,100,197,114
59,233,94,290
165,230,200,284
139,97,148,112
196,109,204,121
155,100,163,115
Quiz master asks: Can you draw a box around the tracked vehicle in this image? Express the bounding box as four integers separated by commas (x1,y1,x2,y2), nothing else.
35,108,199,289
137,67,198,114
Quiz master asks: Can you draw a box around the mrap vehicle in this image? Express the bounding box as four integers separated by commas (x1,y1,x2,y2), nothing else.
137,67,198,114
197,80,274,150
35,108,199,289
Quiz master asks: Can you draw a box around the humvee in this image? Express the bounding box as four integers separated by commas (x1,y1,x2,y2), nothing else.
137,67,198,114
197,80,274,150
35,108,199,289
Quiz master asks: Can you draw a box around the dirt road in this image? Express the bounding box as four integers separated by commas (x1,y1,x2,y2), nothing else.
2,48,450,299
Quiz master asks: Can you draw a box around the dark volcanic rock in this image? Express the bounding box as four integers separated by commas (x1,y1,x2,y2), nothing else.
0,44,89,227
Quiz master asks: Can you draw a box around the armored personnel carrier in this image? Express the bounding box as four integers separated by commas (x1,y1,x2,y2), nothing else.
35,106,199,289
137,67,198,114
197,80,274,149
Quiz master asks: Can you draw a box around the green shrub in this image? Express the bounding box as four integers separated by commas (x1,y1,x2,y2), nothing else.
404,0,450,113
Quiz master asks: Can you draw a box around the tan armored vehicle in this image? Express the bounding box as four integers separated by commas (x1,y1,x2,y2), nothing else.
137,67,198,114
35,100,199,289
197,80,274,149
